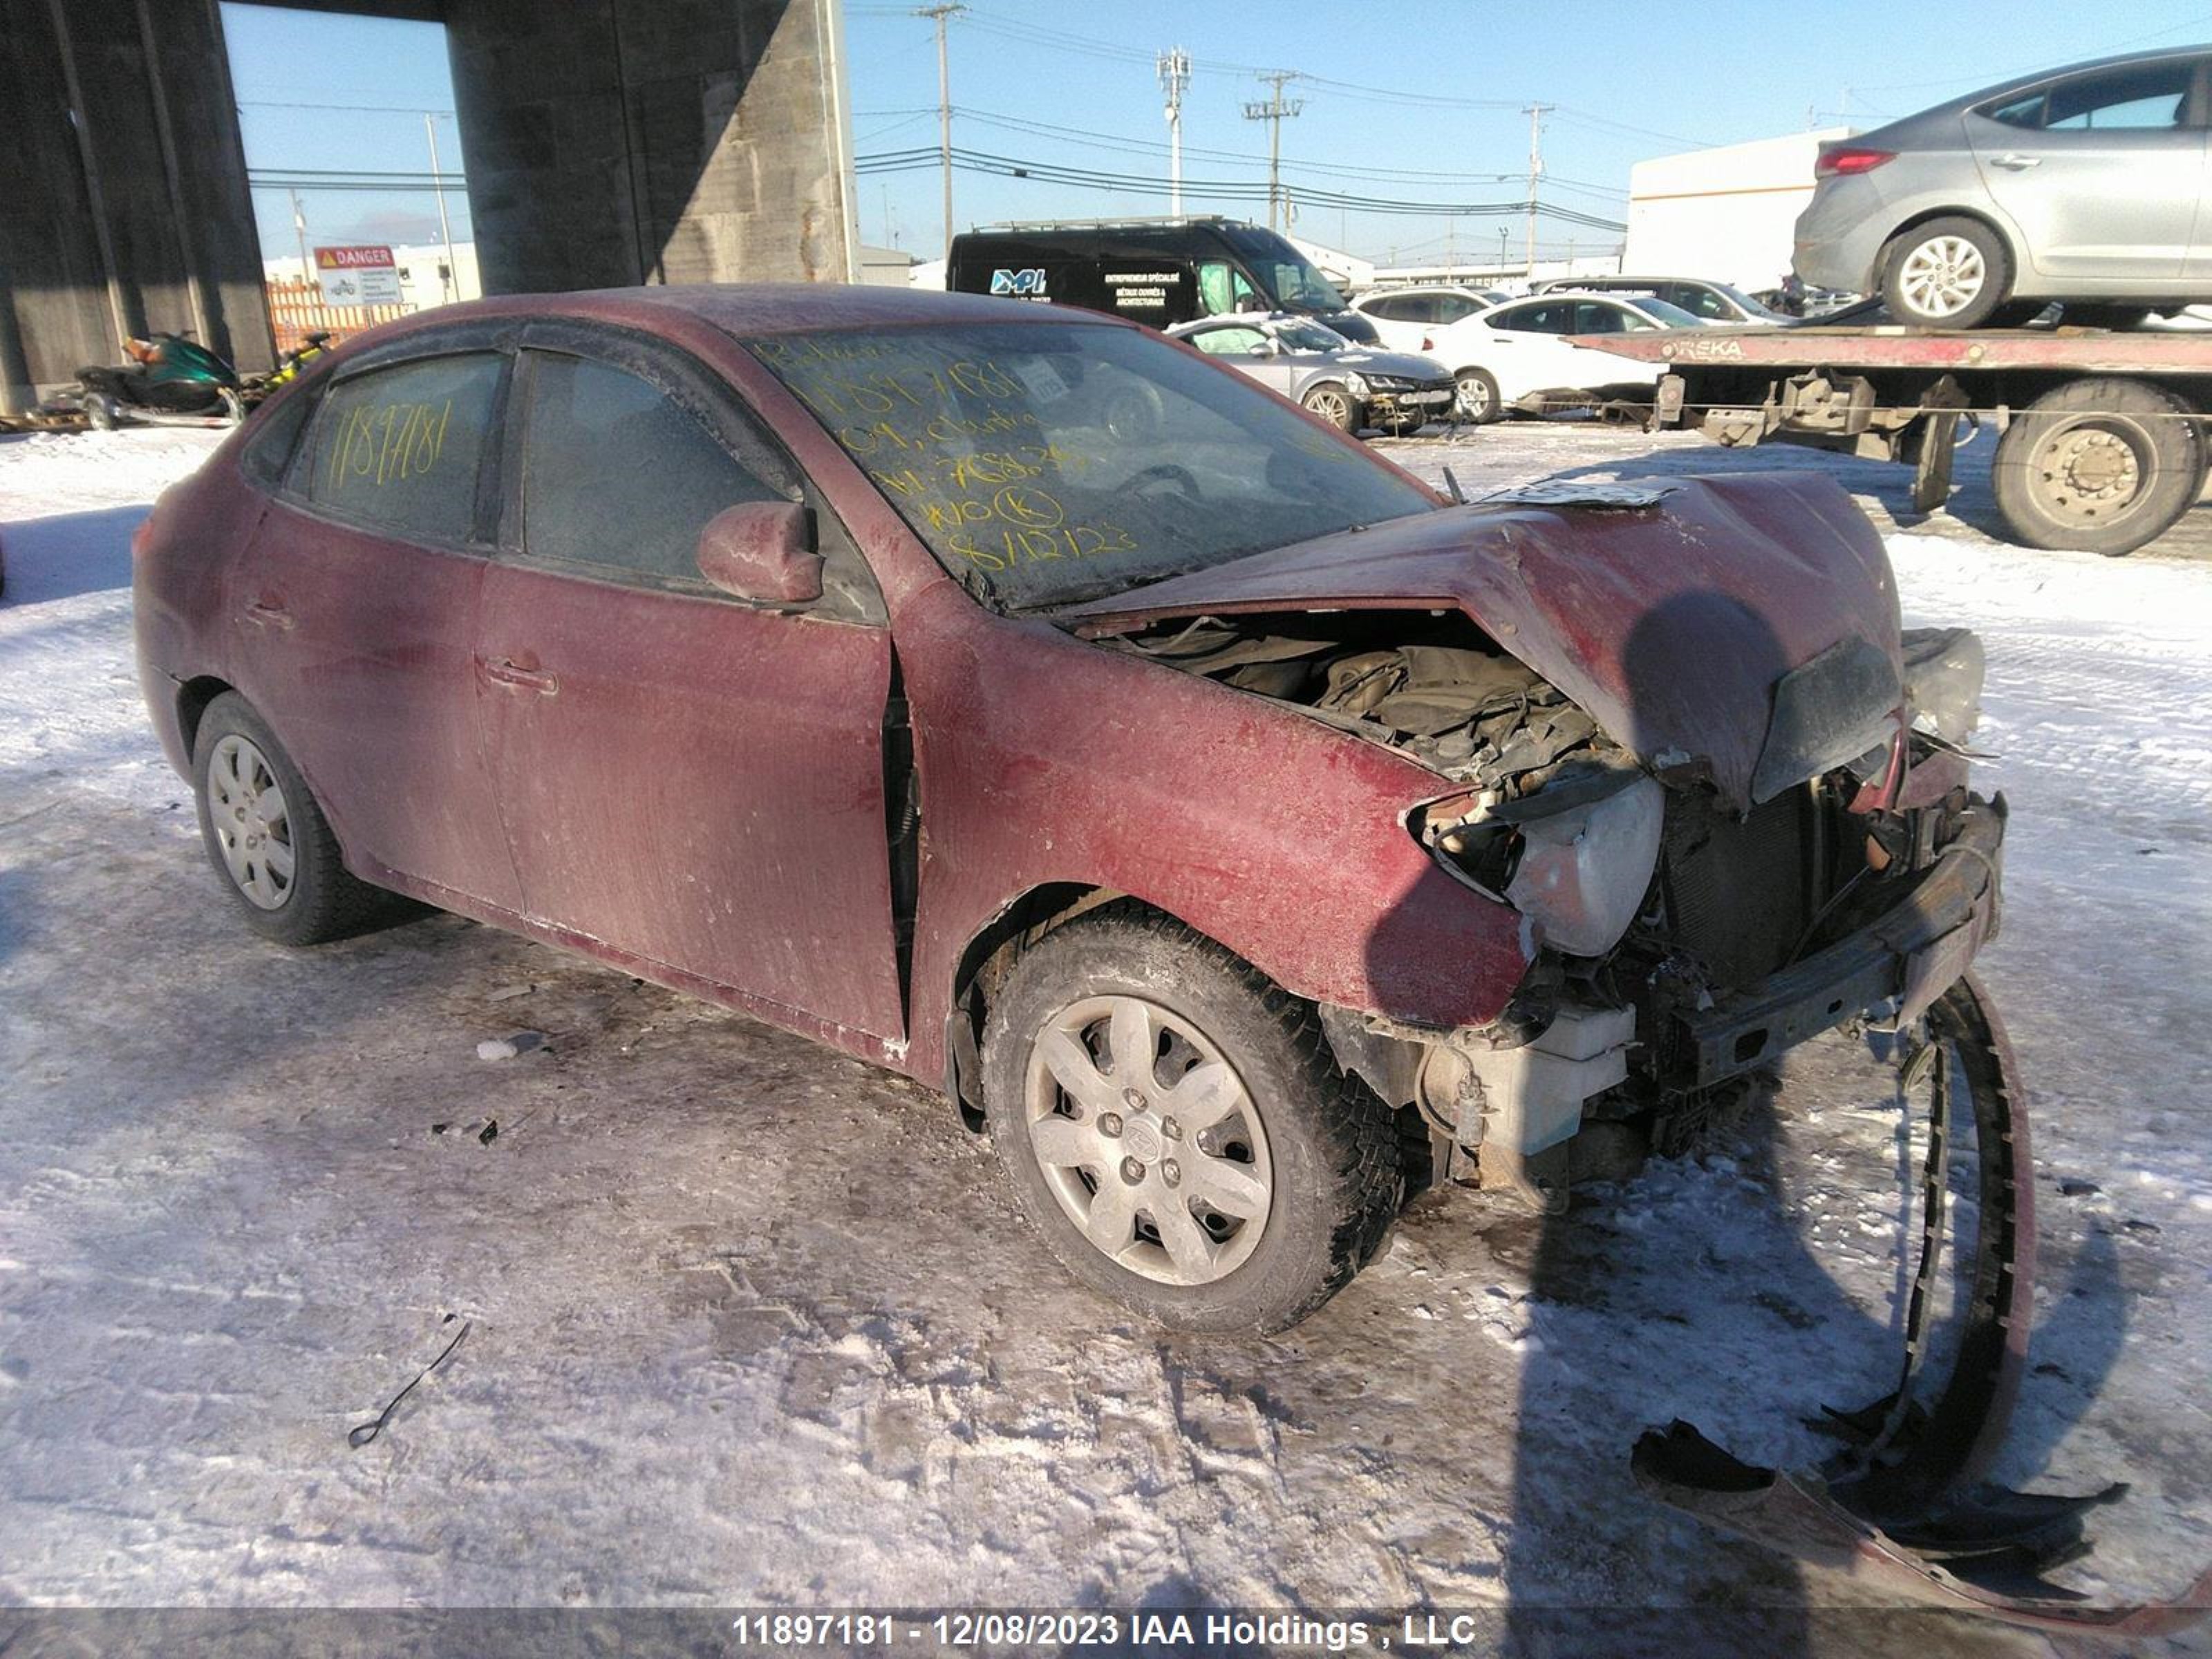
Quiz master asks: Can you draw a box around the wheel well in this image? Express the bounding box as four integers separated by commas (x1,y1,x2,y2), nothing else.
942,883,1127,1129
176,675,233,758
1880,207,2020,279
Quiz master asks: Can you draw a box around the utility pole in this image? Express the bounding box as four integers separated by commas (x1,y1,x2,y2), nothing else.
1157,47,1190,217
1243,71,1304,233
290,188,310,286
916,3,964,263
424,112,458,303
1497,225,1508,278
1521,102,1552,278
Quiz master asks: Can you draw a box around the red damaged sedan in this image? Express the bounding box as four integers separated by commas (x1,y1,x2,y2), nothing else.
134,285,2007,1331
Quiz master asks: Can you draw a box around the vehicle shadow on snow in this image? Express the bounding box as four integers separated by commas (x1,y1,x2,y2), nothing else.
1351,588,2128,1652
0,505,149,605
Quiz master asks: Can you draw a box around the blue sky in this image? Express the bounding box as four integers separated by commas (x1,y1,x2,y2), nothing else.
224,0,2212,266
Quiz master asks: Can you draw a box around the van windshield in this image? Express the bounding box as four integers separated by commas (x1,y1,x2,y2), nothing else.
1218,226,1349,310
747,321,1432,611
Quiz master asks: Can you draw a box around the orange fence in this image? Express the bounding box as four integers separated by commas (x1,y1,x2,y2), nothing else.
265,278,414,355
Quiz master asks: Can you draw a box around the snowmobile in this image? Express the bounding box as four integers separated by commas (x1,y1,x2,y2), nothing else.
256,330,332,395
76,333,246,429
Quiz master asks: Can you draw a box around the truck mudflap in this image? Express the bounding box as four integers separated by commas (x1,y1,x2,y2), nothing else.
1631,974,2212,1635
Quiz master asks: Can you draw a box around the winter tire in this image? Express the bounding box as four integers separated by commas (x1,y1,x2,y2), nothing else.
1880,216,2012,330
191,692,383,944
983,901,1403,1334
1991,377,2203,556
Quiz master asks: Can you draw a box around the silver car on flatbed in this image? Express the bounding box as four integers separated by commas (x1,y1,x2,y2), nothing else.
1794,46,2212,329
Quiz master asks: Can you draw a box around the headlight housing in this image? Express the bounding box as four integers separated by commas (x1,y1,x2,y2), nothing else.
1418,768,1665,957
1340,371,1369,397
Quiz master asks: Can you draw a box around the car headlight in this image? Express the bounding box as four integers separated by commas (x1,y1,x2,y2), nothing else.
1341,371,1369,396
1364,374,1414,392
1418,769,1665,957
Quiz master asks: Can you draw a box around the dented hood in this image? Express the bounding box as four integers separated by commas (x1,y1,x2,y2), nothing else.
1065,473,1903,812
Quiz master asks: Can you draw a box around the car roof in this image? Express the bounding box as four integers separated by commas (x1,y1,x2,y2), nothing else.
344,282,1111,344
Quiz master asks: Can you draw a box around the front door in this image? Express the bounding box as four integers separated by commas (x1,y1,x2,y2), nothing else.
1968,59,2209,281
474,338,906,1043
230,347,522,910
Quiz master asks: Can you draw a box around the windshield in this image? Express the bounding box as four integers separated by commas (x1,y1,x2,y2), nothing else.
1273,320,1348,352
747,322,1432,611
1219,227,1349,310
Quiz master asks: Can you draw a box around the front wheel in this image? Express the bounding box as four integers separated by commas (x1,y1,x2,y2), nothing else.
1454,367,1503,425
1300,382,1358,431
983,903,1403,1334
1880,216,2012,329
1990,377,2203,555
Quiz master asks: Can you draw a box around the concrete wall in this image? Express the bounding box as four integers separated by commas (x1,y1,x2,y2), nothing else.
0,0,274,409
444,0,857,293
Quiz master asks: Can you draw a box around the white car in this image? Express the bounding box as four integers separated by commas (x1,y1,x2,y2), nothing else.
1166,314,1456,434
1412,293,1709,423
1349,285,1510,355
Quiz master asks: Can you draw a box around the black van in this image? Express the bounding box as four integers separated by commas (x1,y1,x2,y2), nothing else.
946,217,1380,343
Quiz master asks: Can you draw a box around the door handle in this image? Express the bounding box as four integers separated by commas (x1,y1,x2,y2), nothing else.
241,599,294,631
481,657,559,696
1991,153,2042,169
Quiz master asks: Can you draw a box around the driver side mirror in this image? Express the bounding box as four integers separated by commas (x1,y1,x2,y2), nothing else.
696,500,822,606
1256,337,1282,357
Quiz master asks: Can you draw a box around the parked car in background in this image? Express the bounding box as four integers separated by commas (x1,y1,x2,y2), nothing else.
132,283,2011,1356
1534,274,1790,326
947,217,1380,341
1349,285,1511,353
1794,45,2212,329
1167,314,1454,433
1413,293,1705,422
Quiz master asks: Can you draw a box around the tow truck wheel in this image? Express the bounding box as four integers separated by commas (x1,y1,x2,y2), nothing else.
1991,377,2203,556
982,902,1402,1334
1881,216,2012,330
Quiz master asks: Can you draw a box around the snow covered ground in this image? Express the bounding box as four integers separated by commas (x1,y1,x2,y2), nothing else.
3,421,2209,1654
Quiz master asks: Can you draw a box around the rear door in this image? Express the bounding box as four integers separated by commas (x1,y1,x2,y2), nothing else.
1966,57,2209,280
1475,299,1586,395
230,339,522,909
474,325,906,1041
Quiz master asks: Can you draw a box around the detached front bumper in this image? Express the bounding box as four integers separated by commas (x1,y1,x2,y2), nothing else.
1676,794,2005,1089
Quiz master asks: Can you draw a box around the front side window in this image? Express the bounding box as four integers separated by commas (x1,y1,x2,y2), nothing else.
748,321,1432,611
299,353,503,542
1188,326,1269,355
1196,261,1262,316
518,353,782,589
1434,294,1479,324
1575,303,1631,335
1488,303,1571,334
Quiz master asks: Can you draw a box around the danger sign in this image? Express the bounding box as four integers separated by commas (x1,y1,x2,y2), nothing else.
314,245,404,307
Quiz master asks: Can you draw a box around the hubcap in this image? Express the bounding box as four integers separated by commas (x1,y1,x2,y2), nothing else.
1456,373,1492,418
2030,420,2149,525
1307,389,1349,424
1899,235,1988,319
207,734,294,909
1024,993,1273,1286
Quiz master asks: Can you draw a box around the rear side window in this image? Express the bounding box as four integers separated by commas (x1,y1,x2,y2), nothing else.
518,352,782,589
1988,62,2195,130
299,353,503,542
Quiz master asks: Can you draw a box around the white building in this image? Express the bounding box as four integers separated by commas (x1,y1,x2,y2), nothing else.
1624,129,1849,292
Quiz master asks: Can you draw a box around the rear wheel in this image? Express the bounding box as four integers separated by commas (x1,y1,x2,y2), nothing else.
1880,216,2011,330
1300,382,1358,431
191,693,383,944
85,393,120,431
1454,367,1503,425
1990,377,2203,555
983,903,1402,1333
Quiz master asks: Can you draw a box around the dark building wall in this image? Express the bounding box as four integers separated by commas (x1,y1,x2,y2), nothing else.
445,0,854,294
0,0,272,409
